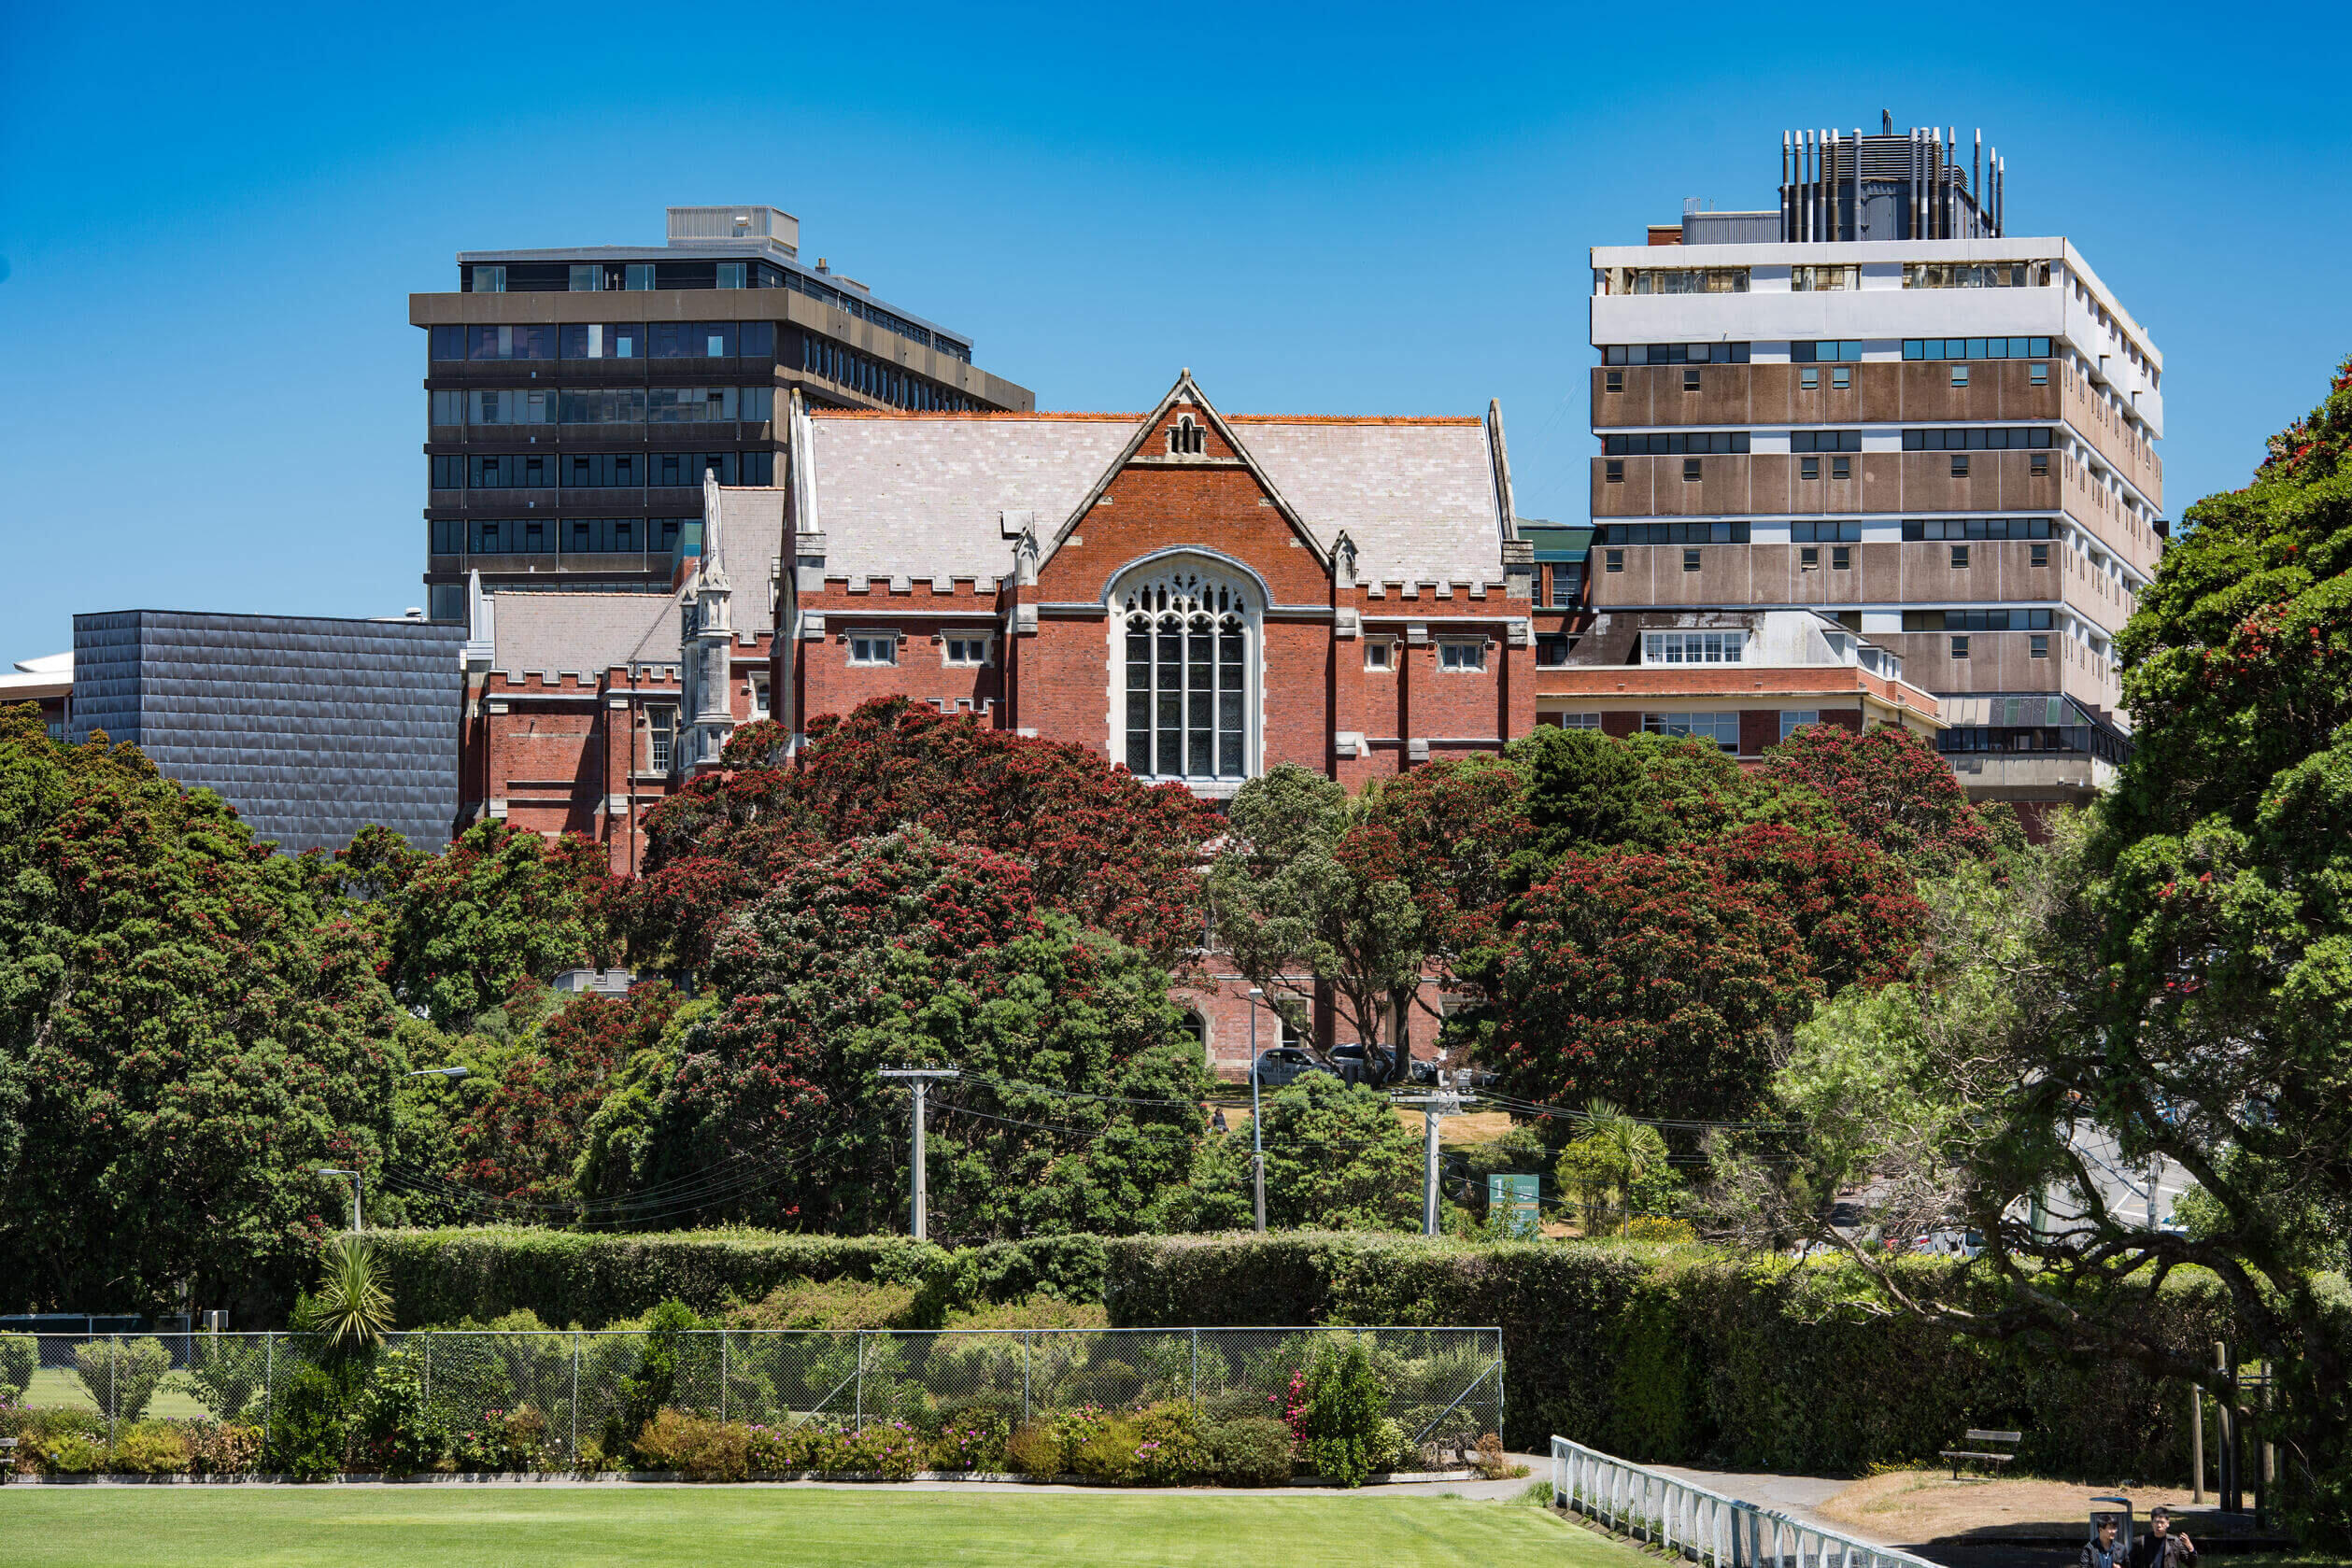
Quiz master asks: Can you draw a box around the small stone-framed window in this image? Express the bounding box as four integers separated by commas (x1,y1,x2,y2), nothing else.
942,635,991,667
1364,639,1394,671
1168,415,1207,456
849,633,898,666
1438,641,1487,672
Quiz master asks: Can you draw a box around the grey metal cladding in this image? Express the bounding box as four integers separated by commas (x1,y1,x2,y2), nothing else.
68,610,466,855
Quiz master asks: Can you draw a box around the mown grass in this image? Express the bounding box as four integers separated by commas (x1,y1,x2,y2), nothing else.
0,1483,1636,1567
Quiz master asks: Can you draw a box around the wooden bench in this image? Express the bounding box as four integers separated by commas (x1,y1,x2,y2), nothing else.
1939,1429,2020,1479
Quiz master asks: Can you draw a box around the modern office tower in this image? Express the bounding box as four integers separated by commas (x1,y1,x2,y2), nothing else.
1550,121,2161,827
411,205,1036,623
68,610,465,853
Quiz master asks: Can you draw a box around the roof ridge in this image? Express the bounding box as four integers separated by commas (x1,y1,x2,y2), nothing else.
805,411,1483,427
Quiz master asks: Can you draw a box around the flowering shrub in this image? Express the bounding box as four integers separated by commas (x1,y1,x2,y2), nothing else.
452,1405,551,1473
1128,1400,1210,1484
835,1420,926,1479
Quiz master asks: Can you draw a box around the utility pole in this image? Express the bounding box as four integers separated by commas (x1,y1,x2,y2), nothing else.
1396,1092,1467,1236
1247,987,1266,1232
879,1069,960,1242
318,1167,362,1232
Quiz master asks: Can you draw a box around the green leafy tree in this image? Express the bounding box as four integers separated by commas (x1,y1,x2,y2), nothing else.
1173,1075,1423,1231
328,820,605,1030
1726,360,2352,1539
0,708,404,1316
1301,1334,1387,1487
71,1336,171,1422
579,827,1209,1238
1212,766,1423,1078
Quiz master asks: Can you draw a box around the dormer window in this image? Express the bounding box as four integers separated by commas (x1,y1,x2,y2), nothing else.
1169,415,1207,456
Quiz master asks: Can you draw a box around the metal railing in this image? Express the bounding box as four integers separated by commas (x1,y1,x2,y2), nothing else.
8,1327,1501,1460
1551,1436,1945,1568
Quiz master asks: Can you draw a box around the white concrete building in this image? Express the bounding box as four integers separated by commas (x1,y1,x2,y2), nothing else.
1555,120,2161,828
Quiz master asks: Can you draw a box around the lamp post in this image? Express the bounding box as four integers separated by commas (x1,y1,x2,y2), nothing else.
317,1167,362,1233
404,1067,470,1081
1247,986,1266,1233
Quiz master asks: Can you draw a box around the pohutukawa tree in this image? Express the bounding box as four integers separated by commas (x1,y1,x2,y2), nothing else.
0,709,404,1317
576,826,1210,1238
1741,358,2352,1539
609,698,1217,973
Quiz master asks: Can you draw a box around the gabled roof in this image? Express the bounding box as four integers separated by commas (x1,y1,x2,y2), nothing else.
1038,370,1330,573
789,375,1514,590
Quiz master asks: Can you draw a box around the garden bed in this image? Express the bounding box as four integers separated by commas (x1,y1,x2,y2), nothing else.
7,1466,1484,1487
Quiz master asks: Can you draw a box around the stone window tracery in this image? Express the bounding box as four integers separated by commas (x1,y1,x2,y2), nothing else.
1168,415,1207,456
1120,570,1250,781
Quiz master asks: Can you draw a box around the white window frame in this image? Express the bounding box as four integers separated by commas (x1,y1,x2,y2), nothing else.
848,632,899,666
1778,710,1821,742
1364,639,1395,671
1642,630,1745,665
748,675,771,719
1642,711,1741,754
1556,713,1602,730
1106,554,1263,791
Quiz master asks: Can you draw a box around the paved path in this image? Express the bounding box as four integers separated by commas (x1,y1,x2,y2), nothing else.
1645,1465,1905,1547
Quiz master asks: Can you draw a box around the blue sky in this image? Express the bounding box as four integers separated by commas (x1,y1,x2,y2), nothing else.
3,0,2346,656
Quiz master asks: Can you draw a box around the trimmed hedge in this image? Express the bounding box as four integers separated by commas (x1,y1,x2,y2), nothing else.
1101,1232,2231,1477
369,1225,2236,1481
373,1227,1109,1329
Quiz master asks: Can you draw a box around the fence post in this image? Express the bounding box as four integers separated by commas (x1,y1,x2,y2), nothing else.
1022,1332,1031,1426
422,1334,430,1409
1189,1328,1198,1401
721,1333,730,1425
108,1335,119,1447
854,1333,866,1434
572,1332,581,1459
263,1333,274,1440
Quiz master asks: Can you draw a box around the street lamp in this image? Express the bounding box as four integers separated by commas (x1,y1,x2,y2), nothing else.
1247,986,1266,1233
317,1167,362,1232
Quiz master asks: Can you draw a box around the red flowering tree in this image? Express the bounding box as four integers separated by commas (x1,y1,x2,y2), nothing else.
1762,722,1992,877
612,698,1215,972
1699,822,1926,995
1483,849,1820,1122
453,982,682,1201
576,827,1208,1237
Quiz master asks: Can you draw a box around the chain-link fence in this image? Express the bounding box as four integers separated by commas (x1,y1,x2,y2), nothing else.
7,1327,1503,1462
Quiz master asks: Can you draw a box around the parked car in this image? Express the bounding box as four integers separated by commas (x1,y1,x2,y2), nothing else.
1250,1047,1329,1088
1326,1043,1393,1085
1910,1225,1985,1260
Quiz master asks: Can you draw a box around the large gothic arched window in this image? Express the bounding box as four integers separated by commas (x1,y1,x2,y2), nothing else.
1119,569,1252,782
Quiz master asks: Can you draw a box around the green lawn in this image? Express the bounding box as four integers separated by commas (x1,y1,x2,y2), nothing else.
0,1485,1629,1567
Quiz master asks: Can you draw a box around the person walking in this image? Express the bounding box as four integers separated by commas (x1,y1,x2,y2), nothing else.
2131,1507,2196,1568
2082,1515,2126,1568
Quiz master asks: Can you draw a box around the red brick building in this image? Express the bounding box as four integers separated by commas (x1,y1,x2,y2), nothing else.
462,372,1539,1074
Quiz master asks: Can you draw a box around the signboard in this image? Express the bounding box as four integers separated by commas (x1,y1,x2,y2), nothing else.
1488,1173,1542,1238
